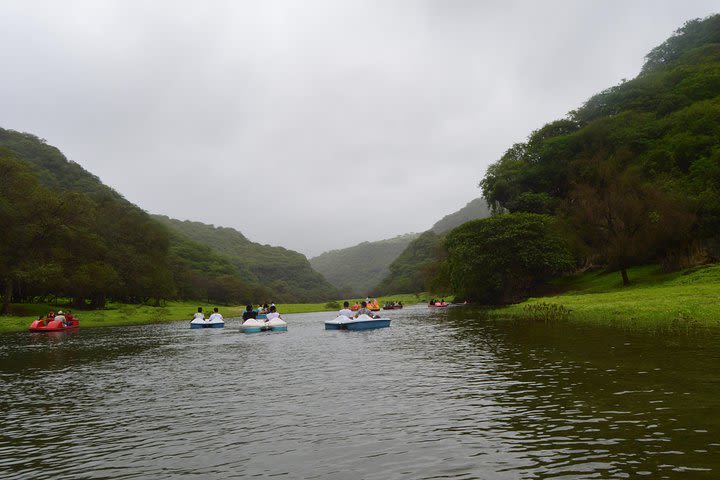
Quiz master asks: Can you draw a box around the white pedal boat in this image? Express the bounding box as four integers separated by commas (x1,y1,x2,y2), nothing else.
241,317,288,333
325,314,391,331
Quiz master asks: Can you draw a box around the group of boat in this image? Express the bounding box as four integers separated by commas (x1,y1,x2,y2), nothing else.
29,300,463,334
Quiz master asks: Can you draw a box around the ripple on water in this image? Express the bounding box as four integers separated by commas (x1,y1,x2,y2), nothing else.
1,306,720,479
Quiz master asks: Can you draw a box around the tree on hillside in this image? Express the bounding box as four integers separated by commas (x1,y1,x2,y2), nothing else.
444,214,576,304
566,152,695,285
0,153,78,312
642,15,720,74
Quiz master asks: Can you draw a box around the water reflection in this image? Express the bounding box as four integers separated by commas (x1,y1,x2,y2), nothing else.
1,306,719,479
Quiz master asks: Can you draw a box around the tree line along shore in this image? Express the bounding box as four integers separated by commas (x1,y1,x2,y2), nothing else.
3,263,719,334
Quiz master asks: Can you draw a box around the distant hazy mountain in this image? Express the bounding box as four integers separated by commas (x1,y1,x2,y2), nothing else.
311,198,491,296
310,233,419,297
430,198,491,234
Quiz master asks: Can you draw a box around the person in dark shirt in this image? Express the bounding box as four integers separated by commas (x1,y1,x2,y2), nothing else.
355,301,379,319
242,304,257,321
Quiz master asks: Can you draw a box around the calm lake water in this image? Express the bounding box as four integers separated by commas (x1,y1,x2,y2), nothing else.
1,305,719,479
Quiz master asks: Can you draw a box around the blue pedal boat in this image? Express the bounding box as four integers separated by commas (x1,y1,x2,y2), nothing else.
190,320,225,329
325,314,391,331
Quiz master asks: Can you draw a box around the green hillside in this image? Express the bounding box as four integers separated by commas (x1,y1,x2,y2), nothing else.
0,128,333,310
480,15,720,267
445,14,720,304
154,216,337,302
377,15,720,302
309,233,419,296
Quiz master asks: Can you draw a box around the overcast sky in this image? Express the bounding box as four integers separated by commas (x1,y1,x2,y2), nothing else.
1,1,717,257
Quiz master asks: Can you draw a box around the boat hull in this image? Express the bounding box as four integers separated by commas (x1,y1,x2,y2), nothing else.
190,322,224,329
29,319,79,332
325,315,391,331
241,324,287,333
241,325,264,333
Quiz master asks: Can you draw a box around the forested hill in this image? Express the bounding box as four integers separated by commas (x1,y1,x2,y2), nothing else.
430,198,491,234
153,216,336,302
0,128,334,309
430,15,720,305
480,14,720,273
309,234,419,297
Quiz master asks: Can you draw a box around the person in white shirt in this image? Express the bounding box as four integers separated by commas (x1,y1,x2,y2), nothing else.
54,311,67,326
208,307,224,323
190,307,206,325
338,301,354,318
266,305,281,321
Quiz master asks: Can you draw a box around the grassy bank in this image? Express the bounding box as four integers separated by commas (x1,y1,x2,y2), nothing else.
492,264,720,329
0,293,433,334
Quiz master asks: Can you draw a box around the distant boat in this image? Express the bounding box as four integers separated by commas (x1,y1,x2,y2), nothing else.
428,302,448,308
382,304,403,310
325,314,391,331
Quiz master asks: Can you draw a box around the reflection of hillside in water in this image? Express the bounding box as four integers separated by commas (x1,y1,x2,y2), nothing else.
441,306,720,478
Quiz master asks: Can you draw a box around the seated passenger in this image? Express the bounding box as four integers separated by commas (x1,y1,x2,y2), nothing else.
55,311,67,325
242,304,257,321
192,307,205,322
338,301,354,318
355,301,378,318
209,307,223,322
266,305,281,321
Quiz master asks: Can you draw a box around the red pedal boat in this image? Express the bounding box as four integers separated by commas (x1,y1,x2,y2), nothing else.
29,312,80,332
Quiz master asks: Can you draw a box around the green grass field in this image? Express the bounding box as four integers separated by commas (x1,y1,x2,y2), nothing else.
0,292,436,333
492,264,720,330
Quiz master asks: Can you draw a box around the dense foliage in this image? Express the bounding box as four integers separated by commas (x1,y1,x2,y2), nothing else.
0,148,175,311
480,15,720,284
0,128,335,310
445,214,576,304
310,234,418,297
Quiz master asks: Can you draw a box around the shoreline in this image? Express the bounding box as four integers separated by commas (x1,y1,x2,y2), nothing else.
5,264,718,334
